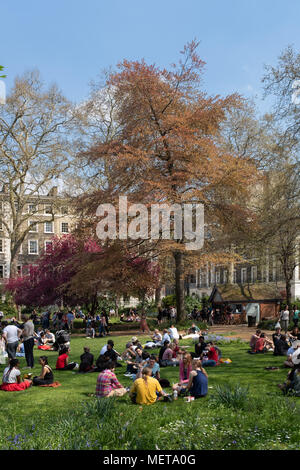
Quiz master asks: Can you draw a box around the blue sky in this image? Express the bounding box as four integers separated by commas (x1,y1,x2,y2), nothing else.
1,0,300,113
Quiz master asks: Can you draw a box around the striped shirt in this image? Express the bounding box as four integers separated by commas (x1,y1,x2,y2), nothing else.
96,369,122,397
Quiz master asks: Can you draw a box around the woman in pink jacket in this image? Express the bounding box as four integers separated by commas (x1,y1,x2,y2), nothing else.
172,353,193,396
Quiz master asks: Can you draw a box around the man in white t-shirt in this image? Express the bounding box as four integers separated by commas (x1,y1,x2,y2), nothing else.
1,321,22,359
168,325,180,340
280,307,290,333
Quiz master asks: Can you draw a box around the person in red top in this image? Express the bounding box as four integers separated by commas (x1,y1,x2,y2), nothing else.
202,342,219,367
56,346,78,370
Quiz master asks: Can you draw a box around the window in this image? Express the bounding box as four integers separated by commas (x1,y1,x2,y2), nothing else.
44,221,53,233
17,265,22,276
216,271,220,284
189,274,196,284
241,268,247,284
0,239,3,253
61,222,69,233
223,270,228,284
61,206,68,215
28,204,37,213
233,269,237,284
251,266,257,283
44,205,52,215
0,220,2,231
29,221,38,232
0,265,4,278
28,240,38,255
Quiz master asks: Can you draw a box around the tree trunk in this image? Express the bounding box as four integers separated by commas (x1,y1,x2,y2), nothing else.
286,279,292,309
155,286,162,306
174,251,185,322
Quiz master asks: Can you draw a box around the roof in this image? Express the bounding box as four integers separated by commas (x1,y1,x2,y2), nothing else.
209,283,284,303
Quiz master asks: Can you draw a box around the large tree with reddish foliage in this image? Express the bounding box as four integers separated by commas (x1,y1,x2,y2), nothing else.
5,234,159,310
77,41,259,321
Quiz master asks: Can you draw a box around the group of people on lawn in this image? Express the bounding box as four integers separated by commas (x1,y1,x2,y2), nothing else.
2,312,300,401
0,319,216,403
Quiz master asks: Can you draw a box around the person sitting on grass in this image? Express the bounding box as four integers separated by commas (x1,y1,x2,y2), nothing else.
253,333,270,353
289,327,300,342
129,367,170,405
56,345,79,371
172,358,208,399
79,347,94,372
124,347,144,377
86,325,95,339
272,330,290,356
160,342,179,367
250,330,261,352
44,329,55,346
172,353,193,395
0,358,32,391
171,338,186,357
201,342,219,367
95,360,127,398
121,343,137,361
284,341,300,368
193,336,207,358
168,324,180,341
32,356,54,386
185,359,208,399
278,350,300,396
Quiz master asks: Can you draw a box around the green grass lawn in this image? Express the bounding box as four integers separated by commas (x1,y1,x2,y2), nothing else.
0,334,299,450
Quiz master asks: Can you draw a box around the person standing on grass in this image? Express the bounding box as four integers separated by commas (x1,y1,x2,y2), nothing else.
22,315,35,369
0,358,32,391
293,308,299,328
139,312,150,335
280,306,290,333
1,320,22,360
99,313,107,337
95,360,127,398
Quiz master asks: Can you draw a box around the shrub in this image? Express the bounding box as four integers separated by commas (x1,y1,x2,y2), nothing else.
209,384,249,410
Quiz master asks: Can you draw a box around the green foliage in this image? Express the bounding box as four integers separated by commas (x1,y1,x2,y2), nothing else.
161,294,176,308
209,384,250,410
257,319,277,330
0,336,300,450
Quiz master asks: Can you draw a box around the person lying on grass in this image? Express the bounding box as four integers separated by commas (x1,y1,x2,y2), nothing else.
0,358,32,391
56,345,79,371
33,356,54,386
95,360,127,398
173,358,208,399
129,367,171,405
